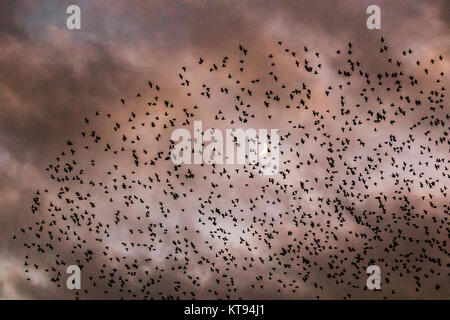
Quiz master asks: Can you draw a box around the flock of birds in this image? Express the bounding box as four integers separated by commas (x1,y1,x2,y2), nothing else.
15,37,448,299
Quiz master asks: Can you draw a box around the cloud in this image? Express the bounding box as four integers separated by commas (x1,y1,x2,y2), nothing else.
0,0,448,299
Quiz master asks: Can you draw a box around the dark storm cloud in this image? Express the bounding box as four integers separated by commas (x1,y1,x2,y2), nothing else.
0,0,448,299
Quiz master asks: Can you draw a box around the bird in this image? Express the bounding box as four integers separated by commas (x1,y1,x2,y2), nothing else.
14,39,448,301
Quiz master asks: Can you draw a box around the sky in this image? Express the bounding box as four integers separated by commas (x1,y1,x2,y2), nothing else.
0,0,448,299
